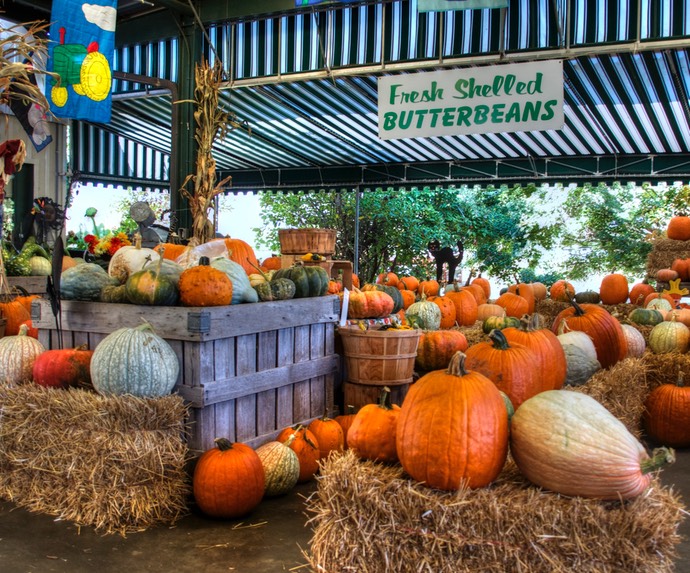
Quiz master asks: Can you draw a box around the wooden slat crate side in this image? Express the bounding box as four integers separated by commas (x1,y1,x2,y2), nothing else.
256,331,279,436
276,328,295,430
235,333,258,443
31,297,340,341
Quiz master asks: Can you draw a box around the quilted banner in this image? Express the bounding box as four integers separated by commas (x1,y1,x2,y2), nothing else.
45,0,116,123
418,0,508,11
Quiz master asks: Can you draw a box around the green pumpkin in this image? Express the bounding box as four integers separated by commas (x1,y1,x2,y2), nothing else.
405,299,441,330
482,314,521,334
61,263,119,301
575,290,601,304
627,307,665,326
90,322,180,397
210,257,260,304
273,263,328,298
100,284,128,303
125,268,179,306
254,278,296,302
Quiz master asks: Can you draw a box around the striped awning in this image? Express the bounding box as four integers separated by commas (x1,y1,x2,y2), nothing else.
72,0,690,191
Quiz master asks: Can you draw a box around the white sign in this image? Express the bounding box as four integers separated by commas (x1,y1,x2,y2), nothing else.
378,60,564,140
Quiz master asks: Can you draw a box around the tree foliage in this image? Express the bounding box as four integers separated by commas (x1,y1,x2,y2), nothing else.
255,186,561,285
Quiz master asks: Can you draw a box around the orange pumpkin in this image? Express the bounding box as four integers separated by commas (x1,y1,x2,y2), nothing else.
643,372,690,447
656,268,679,283
427,295,457,329
307,413,344,459
334,405,358,450
465,329,542,409
62,255,78,272
224,237,259,275
530,282,548,301
671,258,690,281
376,272,399,288
261,254,282,271
502,314,567,392
417,279,440,298
0,298,31,336
461,283,487,306
512,283,535,314
178,257,233,306
415,329,468,372
477,303,506,321
549,280,576,302
347,288,395,319
153,242,188,261
276,424,321,483
599,273,629,305
494,291,529,318
444,289,478,326
471,276,491,299
396,351,509,490
628,282,656,306
347,386,401,463
352,273,360,289
399,289,416,310
644,292,676,309
32,345,94,389
397,276,419,292
551,299,628,369
192,438,265,518
667,215,690,241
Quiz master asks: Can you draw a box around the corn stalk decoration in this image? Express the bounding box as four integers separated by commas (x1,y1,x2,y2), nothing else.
0,20,55,116
179,58,244,245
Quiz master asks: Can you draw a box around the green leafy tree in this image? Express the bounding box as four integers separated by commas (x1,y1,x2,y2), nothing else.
559,182,677,280
255,186,561,285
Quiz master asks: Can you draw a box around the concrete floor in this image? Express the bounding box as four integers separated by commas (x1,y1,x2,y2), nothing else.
1,448,689,573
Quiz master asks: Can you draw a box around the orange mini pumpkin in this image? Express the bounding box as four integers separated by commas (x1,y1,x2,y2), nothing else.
178,256,233,306
307,413,344,459
276,424,321,483
347,387,401,463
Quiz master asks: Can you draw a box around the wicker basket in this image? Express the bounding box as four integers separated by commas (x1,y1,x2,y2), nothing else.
278,228,336,255
338,326,421,386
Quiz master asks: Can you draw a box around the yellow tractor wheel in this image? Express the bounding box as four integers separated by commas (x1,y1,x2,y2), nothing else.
80,52,112,102
51,86,68,107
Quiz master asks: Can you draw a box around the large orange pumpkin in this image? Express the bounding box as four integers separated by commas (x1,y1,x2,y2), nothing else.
502,314,567,392
192,438,265,518
153,242,188,261
471,276,491,299
444,289,478,326
667,215,690,240
494,291,529,318
551,299,628,369
417,279,440,298
464,328,542,409
396,351,509,490
671,258,690,281
398,276,419,292
643,372,690,447
599,273,629,305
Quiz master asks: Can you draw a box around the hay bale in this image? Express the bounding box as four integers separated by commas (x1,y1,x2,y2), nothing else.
306,450,684,573
572,357,650,437
641,352,690,387
535,298,570,329
646,238,690,278
457,321,487,347
0,384,190,535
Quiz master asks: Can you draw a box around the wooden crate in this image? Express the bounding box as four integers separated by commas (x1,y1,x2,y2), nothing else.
8,276,48,295
31,296,341,453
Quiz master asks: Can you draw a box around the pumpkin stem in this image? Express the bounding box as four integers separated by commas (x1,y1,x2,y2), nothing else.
199,256,210,266
568,296,586,317
488,328,512,350
676,368,684,387
377,386,393,410
446,351,469,377
282,433,297,448
133,232,142,250
640,447,676,475
214,437,234,451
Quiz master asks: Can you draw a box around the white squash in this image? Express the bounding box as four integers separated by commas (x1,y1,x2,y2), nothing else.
108,234,160,284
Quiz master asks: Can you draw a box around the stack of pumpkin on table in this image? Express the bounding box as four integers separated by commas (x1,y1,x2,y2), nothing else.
57,235,336,306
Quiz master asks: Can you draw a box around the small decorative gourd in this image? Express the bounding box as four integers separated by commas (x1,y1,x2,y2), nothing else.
510,390,675,499
178,257,233,307
0,324,46,386
255,435,301,497
90,322,180,397
193,438,265,518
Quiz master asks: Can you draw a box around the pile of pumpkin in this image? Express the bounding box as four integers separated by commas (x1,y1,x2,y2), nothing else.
58,237,333,305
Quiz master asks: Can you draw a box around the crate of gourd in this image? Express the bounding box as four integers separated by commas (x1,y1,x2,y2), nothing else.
55,237,336,307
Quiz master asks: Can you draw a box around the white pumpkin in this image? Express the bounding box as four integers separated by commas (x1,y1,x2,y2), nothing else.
108,236,160,284
0,324,46,386
621,324,646,358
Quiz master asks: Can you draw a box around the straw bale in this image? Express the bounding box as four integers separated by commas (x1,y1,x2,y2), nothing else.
306,450,684,573
646,238,690,278
0,384,190,535
641,352,690,388
535,299,570,329
456,321,487,347
572,357,650,437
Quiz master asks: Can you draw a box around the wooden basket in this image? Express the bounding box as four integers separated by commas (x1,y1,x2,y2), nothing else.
337,326,421,388
279,228,336,255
